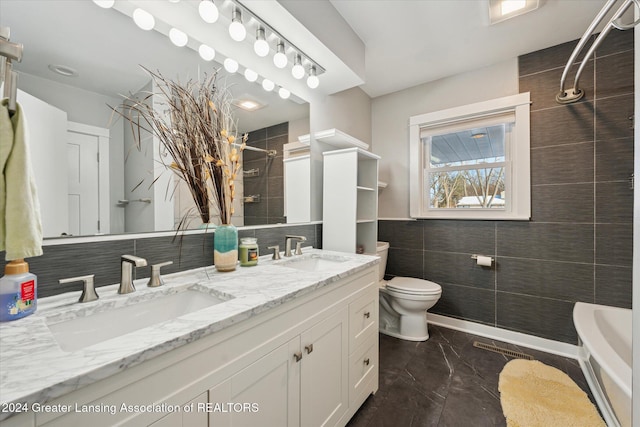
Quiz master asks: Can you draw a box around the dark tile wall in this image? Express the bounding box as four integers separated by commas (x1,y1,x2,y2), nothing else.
2,223,321,298
243,122,287,225
380,30,633,344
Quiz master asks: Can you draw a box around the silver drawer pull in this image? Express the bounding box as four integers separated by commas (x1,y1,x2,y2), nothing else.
363,358,370,366
305,344,314,354
294,352,302,362
364,311,370,319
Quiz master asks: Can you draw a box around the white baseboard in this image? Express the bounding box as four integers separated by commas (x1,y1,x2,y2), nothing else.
427,313,580,360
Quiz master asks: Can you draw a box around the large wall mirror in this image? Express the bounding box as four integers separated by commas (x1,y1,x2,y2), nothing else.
2,0,311,239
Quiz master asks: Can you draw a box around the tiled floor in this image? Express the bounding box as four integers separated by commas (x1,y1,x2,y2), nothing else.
347,325,595,427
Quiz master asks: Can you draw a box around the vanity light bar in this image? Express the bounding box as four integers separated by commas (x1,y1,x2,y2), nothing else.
230,0,325,76
96,1,300,100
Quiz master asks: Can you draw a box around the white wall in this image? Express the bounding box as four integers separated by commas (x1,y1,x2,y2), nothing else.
288,116,310,144
372,59,519,219
312,86,372,144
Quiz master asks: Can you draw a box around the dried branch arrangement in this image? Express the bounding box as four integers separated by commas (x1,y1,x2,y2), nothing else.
113,67,246,226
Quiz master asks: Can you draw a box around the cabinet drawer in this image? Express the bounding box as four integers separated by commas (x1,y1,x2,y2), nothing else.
349,290,378,350
348,337,378,407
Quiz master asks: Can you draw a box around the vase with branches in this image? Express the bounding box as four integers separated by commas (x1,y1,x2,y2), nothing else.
113,67,246,271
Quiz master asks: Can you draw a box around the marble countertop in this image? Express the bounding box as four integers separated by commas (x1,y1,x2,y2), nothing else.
0,249,379,420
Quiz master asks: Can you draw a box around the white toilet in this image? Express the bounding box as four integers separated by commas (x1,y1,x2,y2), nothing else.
376,241,442,341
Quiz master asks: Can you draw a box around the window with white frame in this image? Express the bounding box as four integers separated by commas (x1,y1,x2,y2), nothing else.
409,93,531,220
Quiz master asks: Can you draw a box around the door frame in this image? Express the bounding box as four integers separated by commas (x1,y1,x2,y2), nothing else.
67,121,110,235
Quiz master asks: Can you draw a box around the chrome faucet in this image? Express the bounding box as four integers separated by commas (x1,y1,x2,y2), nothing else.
284,235,307,257
119,255,147,294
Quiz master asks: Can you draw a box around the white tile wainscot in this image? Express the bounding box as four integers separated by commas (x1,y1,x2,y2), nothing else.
0,249,379,427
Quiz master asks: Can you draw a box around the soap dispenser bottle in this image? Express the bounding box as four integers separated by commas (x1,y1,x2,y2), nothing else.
0,259,37,322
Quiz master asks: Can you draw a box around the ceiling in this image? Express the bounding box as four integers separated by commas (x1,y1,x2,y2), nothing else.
1,0,624,107
329,0,613,98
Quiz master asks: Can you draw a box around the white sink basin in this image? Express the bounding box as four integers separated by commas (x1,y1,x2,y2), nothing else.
277,253,350,272
47,287,230,352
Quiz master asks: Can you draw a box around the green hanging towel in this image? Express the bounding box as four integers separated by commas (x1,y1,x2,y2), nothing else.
0,99,43,260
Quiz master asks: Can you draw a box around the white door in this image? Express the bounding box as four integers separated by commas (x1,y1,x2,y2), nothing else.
67,131,100,235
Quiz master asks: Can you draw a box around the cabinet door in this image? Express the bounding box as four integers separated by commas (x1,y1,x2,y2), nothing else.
148,392,207,427
300,307,349,427
209,337,301,427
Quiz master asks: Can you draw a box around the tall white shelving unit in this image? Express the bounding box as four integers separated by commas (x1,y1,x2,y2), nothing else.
322,143,380,255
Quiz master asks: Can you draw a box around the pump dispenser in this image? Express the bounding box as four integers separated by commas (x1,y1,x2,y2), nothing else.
0,259,37,321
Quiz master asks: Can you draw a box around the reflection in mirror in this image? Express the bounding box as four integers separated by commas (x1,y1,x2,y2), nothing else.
1,0,310,238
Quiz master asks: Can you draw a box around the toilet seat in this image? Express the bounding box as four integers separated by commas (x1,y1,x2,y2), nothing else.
386,277,441,296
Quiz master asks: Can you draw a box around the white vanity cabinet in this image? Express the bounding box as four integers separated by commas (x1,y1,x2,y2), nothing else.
28,266,378,427
210,307,349,427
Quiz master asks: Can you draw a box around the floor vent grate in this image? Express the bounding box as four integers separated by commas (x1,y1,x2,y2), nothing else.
473,341,534,360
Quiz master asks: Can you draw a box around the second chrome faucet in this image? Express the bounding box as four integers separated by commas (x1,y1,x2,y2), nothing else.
119,255,147,294
284,235,307,257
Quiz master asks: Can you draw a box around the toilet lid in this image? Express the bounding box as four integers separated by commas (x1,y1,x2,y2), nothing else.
386,277,441,295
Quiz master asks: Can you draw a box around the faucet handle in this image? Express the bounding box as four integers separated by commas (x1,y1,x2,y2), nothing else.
59,274,98,303
295,241,304,255
147,261,173,288
267,245,281,260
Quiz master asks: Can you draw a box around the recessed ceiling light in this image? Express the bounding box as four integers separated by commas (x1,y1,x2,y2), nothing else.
48,64,79,77
501,0,526,15
240,100,260,110
233,98,265,111
489,0,539,25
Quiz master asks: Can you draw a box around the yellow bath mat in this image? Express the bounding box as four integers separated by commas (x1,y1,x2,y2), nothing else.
498,359,605,427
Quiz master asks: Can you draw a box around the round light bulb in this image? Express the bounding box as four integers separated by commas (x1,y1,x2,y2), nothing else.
198,0,219,23
229,21,246,42
292,63,305,79
133,8,155,31
273,52,287,69
244,69,258,82
262,79,275,92
169,28,188,47
273,42,287,68
278,87,291,99
198,44,216,61
93,0,115,8
254,39,269,57
307,74,319,89
224,58,239,73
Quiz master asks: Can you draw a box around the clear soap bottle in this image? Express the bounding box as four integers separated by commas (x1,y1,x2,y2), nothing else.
0,259,37,322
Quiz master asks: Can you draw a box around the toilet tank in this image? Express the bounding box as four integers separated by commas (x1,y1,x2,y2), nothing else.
376,242,389,282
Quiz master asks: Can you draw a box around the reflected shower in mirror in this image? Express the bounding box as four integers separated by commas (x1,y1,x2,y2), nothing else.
1,0,310,238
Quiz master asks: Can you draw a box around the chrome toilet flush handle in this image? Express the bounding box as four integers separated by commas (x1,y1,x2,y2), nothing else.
59,274,98,303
